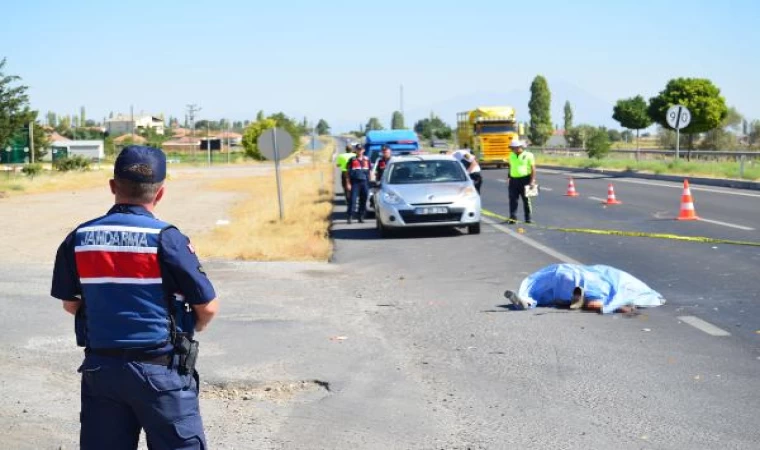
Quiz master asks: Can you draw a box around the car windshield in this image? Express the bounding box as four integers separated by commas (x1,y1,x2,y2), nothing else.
387,160,468,184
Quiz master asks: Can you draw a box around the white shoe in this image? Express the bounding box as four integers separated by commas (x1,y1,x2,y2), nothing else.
504,290,531,310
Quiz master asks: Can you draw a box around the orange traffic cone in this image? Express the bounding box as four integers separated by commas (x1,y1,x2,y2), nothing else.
677,179,699,221
565,178,579,197
602,183,622,205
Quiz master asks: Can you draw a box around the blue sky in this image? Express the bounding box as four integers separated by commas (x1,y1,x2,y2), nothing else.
2,0,758,131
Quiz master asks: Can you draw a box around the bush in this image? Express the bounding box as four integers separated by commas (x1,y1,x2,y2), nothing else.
21,163,43,178
54,155,91,172
586,129,611,159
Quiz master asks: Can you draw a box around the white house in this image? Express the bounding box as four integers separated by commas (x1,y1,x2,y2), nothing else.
106,114,165,136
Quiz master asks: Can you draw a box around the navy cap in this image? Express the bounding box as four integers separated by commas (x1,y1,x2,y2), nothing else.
114,145,167,183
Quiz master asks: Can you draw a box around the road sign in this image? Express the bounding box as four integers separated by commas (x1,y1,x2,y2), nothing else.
257,128,294,161
666,105,691,130
666,105,691,161
257,128,295,220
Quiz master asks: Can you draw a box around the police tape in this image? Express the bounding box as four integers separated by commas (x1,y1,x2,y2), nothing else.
481,209,760,248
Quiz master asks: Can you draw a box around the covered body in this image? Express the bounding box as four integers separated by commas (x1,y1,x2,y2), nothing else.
516,264,665,314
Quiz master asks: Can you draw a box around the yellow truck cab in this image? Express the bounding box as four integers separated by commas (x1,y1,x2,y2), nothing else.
456,106,522,168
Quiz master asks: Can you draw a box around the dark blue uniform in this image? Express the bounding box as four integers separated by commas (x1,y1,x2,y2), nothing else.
52,146,215,450
348,155,371,220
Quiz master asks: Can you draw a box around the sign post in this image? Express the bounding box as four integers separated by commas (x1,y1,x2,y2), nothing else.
666,105,692,161
258,128,295,220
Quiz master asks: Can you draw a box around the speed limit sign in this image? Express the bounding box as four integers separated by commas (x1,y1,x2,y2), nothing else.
666,105,691,130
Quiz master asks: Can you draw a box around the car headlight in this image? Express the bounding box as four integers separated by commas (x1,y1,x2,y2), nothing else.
459,186,478,198
382,190,404,205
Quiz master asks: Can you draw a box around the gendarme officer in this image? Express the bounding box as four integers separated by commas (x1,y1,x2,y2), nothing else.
51,145,219,450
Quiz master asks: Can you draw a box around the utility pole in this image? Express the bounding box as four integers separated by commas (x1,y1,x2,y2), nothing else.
186,104,201,160
207,121,211,167
130,105,134,140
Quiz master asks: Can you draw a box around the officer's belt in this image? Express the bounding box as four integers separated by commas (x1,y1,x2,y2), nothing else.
88,348,173,365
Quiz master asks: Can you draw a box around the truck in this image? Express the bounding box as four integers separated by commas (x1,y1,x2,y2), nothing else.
456,106,523,168
364,129,420,163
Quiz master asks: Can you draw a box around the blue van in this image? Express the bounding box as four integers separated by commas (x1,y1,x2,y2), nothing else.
364,129,421,163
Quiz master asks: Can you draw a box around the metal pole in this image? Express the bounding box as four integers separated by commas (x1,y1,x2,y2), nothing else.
227,122,231,164
29,121,35,164
740,155,746,179
272,129,284,220
207,122,211,166
675,128,680,162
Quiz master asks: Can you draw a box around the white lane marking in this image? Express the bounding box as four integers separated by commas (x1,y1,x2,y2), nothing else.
698,218,755,231
540,169,760,198
588,196,607,202
678,316,731,337
482,217,582,264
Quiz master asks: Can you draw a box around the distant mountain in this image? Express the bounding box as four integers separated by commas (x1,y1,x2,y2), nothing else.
406,80,618,130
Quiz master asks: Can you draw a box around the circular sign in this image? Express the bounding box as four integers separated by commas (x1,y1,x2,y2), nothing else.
666,105,692,130
257,128,295,161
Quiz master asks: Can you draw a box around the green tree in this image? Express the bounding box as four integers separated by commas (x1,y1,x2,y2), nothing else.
80,106,86,128
46,111,57,127
391,111,405,129
612,95,653,152
528,75,552,146
241,118,277,160
647,78,728,152
586,127,611,159
315,119,330,135
700,106,743,150
57,116,71,132
365,117,384,131
749,121,760,147
565,124,597,148
563,101,573,131
413,115,452,140
607,129,622,142
0,58,32,150
267,112,302,149
256,110,265,121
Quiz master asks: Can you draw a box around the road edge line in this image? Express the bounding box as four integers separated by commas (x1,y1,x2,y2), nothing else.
482,217,582,265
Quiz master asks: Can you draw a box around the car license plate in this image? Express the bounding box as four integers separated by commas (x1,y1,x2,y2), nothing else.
415,207,448,215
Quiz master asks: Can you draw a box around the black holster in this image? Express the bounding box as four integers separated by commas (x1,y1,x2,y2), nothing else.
75,306,88,347
173,333,199,375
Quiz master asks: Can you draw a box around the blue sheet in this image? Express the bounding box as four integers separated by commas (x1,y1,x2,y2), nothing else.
516,264,666,314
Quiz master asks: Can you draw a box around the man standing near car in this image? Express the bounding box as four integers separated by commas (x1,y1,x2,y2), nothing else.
507,139,536,223
371,145,392,183
347,144,371,224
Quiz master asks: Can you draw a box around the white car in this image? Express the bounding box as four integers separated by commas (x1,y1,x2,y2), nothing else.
375,155,481,237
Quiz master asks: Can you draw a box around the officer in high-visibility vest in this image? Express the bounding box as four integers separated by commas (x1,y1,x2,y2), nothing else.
507,139,536,223
51,145,219,449
346,144,371,224
335,144,357,205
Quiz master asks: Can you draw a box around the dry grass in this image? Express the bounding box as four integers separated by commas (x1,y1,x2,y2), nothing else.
194,139,335,261
0,168,111,197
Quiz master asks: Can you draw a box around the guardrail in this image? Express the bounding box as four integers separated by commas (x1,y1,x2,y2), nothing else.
535,147,760,160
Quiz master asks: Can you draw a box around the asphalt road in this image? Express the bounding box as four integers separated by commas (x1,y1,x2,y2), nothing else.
478,168,760,347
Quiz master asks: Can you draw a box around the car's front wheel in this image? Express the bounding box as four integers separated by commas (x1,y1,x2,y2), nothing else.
377,217,391,238
468,223,481,235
